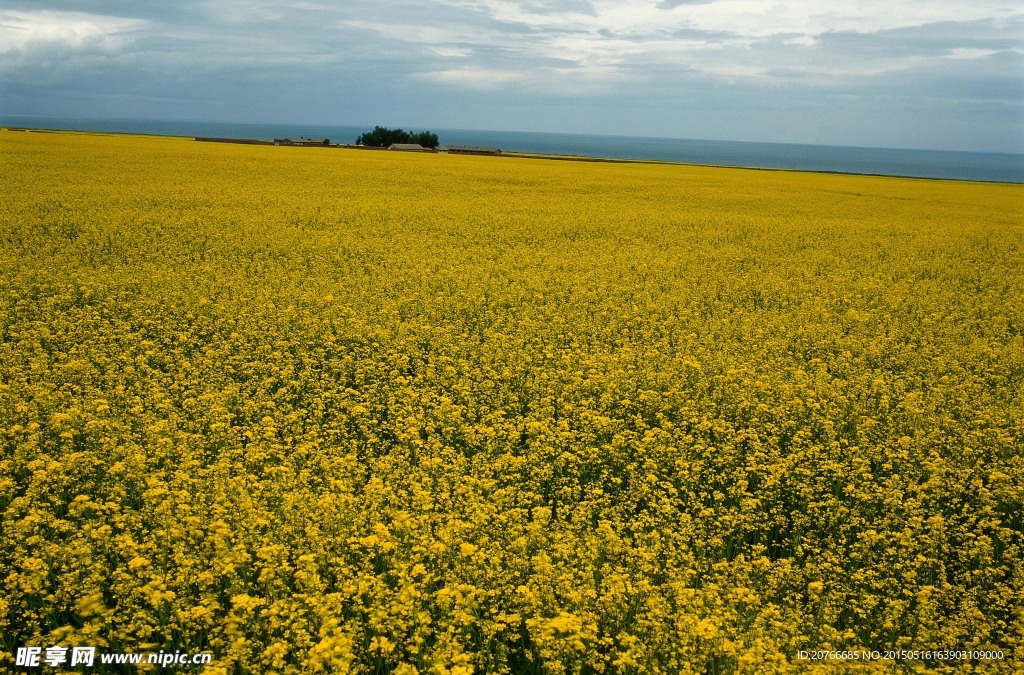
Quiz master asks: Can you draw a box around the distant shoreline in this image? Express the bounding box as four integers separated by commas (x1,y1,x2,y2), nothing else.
3,123,1022,185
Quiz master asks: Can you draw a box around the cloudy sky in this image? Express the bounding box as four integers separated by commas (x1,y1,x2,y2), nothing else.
1,0,1022,152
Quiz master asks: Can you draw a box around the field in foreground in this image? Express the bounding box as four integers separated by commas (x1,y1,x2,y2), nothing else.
1,131,1022,673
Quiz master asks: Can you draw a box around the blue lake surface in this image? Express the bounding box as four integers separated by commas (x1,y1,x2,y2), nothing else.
4,114,1022,184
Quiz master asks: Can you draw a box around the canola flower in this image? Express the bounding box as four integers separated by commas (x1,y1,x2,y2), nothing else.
0,130,1022,673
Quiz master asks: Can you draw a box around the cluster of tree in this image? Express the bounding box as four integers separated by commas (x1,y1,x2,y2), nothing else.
355,126,440,149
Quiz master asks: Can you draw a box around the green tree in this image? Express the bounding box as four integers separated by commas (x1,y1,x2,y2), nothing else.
413,131,440,149
355,126,439,149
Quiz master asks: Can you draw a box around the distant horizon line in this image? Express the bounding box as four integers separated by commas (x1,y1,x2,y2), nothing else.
2,112,1021,158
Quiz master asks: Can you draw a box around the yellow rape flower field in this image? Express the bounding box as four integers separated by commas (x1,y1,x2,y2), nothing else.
1,130,1022,673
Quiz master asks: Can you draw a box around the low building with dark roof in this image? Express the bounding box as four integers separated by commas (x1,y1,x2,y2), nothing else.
274,137,330,146
441,146,502,155
196,137,274,145
388,143,426,151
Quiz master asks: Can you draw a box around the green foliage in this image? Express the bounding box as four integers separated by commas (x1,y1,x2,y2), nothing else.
355,126,439,149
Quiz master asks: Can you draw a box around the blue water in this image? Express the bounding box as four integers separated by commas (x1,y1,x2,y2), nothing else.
3,114,1022,184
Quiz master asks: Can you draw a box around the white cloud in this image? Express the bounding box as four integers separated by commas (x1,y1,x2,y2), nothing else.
430,45,473,57
337,0,1023,93
0,10,147,54
418,66,525,89
945,47,1001,59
